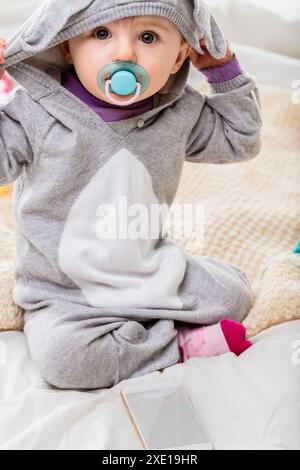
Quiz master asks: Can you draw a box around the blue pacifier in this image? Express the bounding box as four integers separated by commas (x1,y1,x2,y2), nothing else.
97,61,149,106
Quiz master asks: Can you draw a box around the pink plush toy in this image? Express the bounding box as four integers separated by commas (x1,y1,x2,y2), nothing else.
0,72,13,94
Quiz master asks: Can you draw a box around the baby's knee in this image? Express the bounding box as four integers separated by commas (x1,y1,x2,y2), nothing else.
26,326,119,390
225,266,255,322
199,256,254,322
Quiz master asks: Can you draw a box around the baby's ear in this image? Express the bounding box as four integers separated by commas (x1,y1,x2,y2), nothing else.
193,0,226,60
58,41,73,64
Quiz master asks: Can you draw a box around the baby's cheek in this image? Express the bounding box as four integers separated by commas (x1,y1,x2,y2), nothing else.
74,64,100,94
147,69,171,96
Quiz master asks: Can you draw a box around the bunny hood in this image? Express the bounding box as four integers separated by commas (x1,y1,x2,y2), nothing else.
0,0,226,106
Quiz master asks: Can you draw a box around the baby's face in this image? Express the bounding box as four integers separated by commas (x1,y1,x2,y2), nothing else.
59,15,190,105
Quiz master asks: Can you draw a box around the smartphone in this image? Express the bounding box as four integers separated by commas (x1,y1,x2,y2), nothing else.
121,383,213,450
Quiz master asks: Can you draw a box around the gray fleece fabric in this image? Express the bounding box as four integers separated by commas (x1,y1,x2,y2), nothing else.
0,0,262,390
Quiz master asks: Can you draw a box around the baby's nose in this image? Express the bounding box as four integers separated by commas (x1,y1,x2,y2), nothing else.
111,43,137,63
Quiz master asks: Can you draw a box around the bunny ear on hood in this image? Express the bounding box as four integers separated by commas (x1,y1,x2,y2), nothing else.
20,0,95,53
192,0,227,60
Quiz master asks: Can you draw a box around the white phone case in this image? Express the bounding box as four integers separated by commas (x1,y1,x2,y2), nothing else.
121,383,213,450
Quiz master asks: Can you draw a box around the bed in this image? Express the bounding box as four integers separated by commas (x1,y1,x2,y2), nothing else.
0,320,299,450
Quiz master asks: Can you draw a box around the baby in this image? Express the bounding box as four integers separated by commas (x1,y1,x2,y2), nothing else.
0,0,261,390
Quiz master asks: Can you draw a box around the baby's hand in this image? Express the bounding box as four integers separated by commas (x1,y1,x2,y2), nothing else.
0,37,7,80
188,38,234,70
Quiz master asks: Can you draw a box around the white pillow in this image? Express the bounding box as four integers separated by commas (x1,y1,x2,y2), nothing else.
206,0,300,60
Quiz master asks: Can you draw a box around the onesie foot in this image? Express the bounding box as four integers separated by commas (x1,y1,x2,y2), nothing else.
177,319,252,362
220,319,253,356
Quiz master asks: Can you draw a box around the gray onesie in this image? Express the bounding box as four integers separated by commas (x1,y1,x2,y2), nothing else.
0,0,262,389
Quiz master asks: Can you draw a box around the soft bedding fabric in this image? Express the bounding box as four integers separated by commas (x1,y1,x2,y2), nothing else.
0,320,299,450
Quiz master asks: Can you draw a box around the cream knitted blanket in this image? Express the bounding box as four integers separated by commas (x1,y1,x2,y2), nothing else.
0,84,300,334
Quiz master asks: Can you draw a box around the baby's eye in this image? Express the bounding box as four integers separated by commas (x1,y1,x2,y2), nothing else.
93,28,158,44
140,32,158,45
94,28,111,40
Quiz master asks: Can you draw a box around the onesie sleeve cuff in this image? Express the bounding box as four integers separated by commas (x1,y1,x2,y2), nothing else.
199,54,243,84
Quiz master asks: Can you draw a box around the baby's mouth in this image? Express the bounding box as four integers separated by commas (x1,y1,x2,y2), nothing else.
97,62,149,106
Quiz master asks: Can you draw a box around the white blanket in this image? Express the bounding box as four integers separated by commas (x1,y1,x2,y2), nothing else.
1,320,299,450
